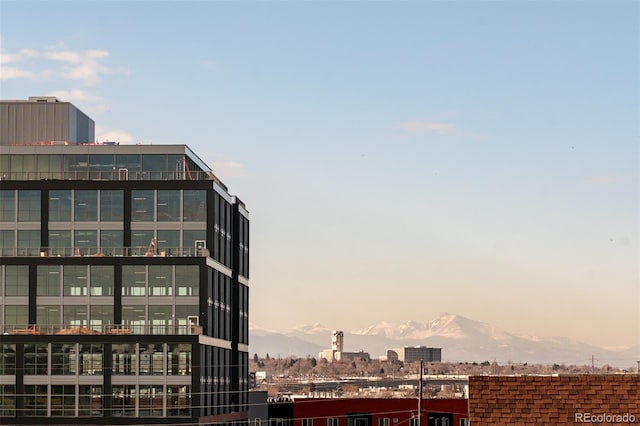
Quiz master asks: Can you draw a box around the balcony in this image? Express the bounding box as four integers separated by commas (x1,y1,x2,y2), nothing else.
2,246,210,257
2,323,203,336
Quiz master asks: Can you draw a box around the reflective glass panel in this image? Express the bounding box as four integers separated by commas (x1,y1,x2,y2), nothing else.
75,190,98,221
100,190,123,221
37,265,61,296
0,190,15,222
157,190,180,221
132,190,154,221
49,190,72,221
183,190,206,221
18,190,40,221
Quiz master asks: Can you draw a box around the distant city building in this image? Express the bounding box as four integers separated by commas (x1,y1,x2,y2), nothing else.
318,331,370,362
0,96,95,145
386,349,399,362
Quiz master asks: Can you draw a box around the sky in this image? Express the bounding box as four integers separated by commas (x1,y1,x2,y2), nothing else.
1,1,638,350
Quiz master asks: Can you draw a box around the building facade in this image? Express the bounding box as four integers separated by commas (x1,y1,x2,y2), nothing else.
0,141,250,424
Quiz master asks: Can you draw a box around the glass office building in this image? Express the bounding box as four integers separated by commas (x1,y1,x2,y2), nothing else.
0,143,250,425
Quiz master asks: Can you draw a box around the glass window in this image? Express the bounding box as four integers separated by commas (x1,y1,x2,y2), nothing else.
122,305,145,334
51,343,77,375
78,385,102,416
100,190,123,221
38,265,61,296
183,190,206,221
89,154,115,179
116,154,141,172
3,305,28,329
112,345,136,376
149,265,172,296
49,230,71,256
23,385,48,416
90,265,114,296
75,190,98,221
0,190,15,222
79,344,103,376
37,305,61,333
184,230,206,256
47,155,64,179
139,385,163,416
0,385,15,417
24,344,49,375
64,305,88,328
112,385,136,416
328,419,339,426
149,305,172,334
74,230,97,255
379,419,389,426
131,230,154,255
132,190,154,221
142,154,166,178
100,230,123,255
157,190,180,221
64,265,88,296
90,305,113,332
122,265,146,296
18,190,40,221
18,229,40,256
64,154,89,179
5,265,29,296
176,265,199,296
51,385,76,416
139,344,164,376
157,230,179,256
0,345,16,375
167,344,192,376
176,305,198,334
167,385,190,416
0,230,14,256
49,190,71,221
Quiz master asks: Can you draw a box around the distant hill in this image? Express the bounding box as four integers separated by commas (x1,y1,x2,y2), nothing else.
249,313,639,368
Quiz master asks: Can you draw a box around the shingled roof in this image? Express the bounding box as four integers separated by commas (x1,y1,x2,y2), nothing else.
469,375,640,425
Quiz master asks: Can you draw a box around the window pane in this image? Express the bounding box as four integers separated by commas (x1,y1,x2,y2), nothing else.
132,190,154,221
90,265,114,296
0,190,15,222
100,190,123,221
18,190,40,221
90,305,113,332
5,265,29,296
157,190,180,221
79,344,103,376
100,230,123,256
37,265,61,296
51,344,77,376
131,230,154,256
0,345,17,375
149,305,172,333
149,265,172,296
74,230,97,255
184,230,206,256
18,230,40,256
24,344,48,375
37,305,61,333
4,305,29,329
122,305,145,334
112,345,136,376
122,265,146,296
64,305,88,327
49,190,71,221
157,230,179,256
49,230,71,256
175,265,199,296
183,190,206,221
64,265,88,296
75,190,97,221
78,385,102,416
0,230,14,256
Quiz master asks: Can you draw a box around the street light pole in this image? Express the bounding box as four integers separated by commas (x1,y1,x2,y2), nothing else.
418,360,423,426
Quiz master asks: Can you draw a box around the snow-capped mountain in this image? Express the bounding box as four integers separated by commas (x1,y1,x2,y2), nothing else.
249,313,639,368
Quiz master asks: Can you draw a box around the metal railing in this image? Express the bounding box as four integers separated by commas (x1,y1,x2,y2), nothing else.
0,170,213,181
2,323,202,336
2,246,209,257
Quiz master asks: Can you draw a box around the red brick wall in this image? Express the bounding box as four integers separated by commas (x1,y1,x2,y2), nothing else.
469,375,640,425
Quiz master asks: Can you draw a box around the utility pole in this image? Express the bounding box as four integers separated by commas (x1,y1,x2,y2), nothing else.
418,360,423,426
592,355,595,374
636,360,639,375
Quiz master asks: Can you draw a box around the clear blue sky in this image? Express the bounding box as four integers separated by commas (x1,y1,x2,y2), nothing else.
1,1,638,348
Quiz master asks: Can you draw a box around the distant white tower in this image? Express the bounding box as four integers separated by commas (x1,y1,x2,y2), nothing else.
332,331,344,353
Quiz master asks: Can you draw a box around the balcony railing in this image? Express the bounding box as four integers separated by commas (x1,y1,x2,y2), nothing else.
0,170,213,181
1,246,210,257
2,323,203,336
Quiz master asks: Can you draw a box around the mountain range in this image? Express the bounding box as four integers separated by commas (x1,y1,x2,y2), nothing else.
249,313,639,368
